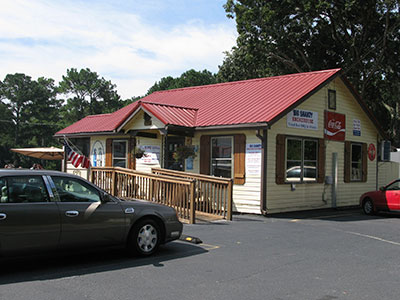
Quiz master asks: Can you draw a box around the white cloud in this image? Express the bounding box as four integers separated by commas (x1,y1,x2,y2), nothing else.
0,0,237,98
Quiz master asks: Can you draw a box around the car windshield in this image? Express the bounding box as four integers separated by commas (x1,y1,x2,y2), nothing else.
386,181,400,191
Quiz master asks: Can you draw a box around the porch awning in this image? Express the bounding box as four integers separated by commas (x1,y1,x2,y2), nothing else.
11,147,64,160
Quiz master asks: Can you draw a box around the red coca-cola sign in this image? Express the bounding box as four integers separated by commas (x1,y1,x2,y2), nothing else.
324,111,346,141
368,143,376,161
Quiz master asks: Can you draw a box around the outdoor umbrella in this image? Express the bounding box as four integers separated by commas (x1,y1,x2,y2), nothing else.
11,147,64,160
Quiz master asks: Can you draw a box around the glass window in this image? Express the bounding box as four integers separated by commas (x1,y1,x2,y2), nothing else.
211,136,233,178
351,144,362,181
4,176,49,203
328,89,336,110
286,138,317,182
52,176,100,202
0,178,8,203
113,140,127,168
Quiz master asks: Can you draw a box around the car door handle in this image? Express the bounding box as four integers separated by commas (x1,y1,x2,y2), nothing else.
65,210,79,217
0,213,6,220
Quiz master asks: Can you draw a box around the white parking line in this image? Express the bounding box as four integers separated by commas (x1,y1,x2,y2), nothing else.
200,243,220,250
346,231,400,246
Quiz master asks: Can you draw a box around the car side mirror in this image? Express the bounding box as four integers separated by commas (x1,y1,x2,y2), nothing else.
379,186,386,192
102,193,113,203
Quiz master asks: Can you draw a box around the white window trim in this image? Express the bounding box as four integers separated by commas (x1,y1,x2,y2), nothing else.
210,136,234,178
285,137,318,183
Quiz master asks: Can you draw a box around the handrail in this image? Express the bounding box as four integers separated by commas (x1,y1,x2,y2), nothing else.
92,167,194,184
90,167,197,224
151,168,233,221
151,168,232,184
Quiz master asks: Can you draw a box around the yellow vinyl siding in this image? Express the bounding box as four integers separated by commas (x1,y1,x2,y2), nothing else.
266,77,380,213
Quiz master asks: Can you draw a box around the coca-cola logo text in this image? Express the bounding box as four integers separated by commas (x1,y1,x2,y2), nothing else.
328,119,342,130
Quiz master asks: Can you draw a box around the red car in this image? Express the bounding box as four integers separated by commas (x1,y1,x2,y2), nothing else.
360,180,400,215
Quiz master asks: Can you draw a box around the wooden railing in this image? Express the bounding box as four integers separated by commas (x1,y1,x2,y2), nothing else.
91,167,196,223
151,168,233,221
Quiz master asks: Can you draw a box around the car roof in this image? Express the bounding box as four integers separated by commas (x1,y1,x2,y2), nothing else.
0,169,81,179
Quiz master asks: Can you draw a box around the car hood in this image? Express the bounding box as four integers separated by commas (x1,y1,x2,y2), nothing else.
361,190,381,198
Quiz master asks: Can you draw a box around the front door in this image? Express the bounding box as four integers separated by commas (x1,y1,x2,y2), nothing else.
0,176,60,255
50,175,126,249
165,136,185,171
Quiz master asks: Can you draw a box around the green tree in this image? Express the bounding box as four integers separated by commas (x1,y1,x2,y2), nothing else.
147,69,217,94
0,100,14,167
220,0,400,143
59,68,123,125
0,73,62,168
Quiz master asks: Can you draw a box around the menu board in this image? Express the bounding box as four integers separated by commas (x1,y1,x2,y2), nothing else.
246,143,262,176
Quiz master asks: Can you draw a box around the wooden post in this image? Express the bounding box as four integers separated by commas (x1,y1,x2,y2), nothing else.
149,178,154,202
189,181,196,224
111,170,116,196
227,179,233,221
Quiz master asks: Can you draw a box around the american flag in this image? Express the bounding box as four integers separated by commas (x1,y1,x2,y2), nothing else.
64,143,91,169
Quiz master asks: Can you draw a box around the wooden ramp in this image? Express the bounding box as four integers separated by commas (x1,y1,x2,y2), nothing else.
90,167,233,224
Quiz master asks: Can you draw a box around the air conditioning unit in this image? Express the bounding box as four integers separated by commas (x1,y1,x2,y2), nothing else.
379,140,391,161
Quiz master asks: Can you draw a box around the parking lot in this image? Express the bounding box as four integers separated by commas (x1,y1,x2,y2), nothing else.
2,208,400,300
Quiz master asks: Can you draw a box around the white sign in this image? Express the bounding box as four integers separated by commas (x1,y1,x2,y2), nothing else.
287,109,318,130
137,145,160,165
246,143,262,176
353,119,361,136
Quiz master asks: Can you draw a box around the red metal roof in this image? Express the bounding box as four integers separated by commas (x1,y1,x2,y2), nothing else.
141,102,198,127
56,69,341,135
56,102,140,135
143,69,341,127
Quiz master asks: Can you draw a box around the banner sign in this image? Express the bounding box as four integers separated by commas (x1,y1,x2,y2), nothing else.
137,145,160,165
287,109,318,130
324,111,346,141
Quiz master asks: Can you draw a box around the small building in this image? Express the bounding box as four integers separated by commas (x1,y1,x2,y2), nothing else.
56,68,394,214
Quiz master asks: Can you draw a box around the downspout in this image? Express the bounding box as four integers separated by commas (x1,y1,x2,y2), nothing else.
376,134,379,191
256,129,268,215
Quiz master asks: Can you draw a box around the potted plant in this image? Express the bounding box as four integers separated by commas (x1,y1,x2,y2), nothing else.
135,147,145,159
173,145,196,161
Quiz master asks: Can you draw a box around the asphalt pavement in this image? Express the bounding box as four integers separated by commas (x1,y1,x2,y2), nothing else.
1,208,400,300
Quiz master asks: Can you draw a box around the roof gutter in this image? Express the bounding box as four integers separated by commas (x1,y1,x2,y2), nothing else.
195,122,270,131
54,130,118,138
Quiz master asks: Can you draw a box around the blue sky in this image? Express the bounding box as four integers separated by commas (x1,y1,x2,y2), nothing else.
0,0,237,98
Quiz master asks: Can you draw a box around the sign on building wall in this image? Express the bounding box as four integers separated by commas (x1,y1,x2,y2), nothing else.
287,109,318,130
91,140,105,167
246,143,262,176
353,119,361,136
137,145,160,165
324,111,346,141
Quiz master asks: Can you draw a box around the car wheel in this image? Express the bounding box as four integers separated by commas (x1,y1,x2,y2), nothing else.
362,198,374,215
129,219,161,256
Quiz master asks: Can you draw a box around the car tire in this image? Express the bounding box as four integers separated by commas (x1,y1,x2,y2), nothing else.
362,198,374,215
128,218,161,256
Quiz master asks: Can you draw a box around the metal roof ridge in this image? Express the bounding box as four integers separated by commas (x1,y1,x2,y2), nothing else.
86,113,113,118
150,68,342,95
141,100,199,110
